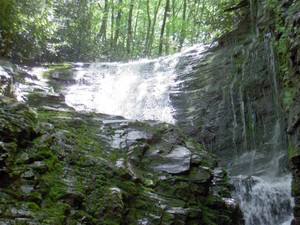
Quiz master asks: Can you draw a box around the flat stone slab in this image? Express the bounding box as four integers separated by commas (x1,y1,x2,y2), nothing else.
146,146,191,174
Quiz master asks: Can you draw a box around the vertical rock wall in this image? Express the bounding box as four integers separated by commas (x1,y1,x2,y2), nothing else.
171,0,300,223
282,0,300,224
172,0,287,176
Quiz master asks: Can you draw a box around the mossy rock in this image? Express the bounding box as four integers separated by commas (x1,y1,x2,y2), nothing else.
0,96,241,224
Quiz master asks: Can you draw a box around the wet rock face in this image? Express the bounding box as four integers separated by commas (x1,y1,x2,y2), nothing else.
0,59,15,97
0,61,243,224
291,155,300,225
171,1,286,176
283,1,300,224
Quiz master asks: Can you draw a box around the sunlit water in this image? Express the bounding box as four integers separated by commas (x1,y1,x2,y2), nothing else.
66,59,178,123
62,44,208,123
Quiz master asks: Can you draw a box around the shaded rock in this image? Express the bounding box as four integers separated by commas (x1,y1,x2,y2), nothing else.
171,0,287,178
189,167,212,183
21,169,35,180
146,146,191,174
0,170,10,188
280,1,300,224
0,65,14,97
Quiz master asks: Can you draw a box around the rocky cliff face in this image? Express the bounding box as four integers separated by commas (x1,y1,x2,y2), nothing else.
172,0,287,176
281,0,300,224
171,0,300,223
0,61,242,224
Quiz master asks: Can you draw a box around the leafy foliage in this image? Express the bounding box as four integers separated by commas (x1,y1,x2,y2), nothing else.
1,0,239,63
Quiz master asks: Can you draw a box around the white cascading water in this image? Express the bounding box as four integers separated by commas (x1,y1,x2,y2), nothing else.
65,59,177,123
64,44,208,124
232,175,293,225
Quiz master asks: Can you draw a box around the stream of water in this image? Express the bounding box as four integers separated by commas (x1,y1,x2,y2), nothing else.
21,43,293,225
65,58,178,124
62,44,208,124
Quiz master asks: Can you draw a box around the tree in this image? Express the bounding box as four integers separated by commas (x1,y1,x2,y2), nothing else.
126,0,134,55
144,0,152,56
98,0,109,42
1,0,239,63
0,0,16,57
147,0,162,56
113,0,123,55
159,0,170,56
178,0,187,51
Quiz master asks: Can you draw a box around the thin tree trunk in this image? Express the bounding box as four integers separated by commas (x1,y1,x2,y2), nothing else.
148,0,162,55
178,0,187,51
98,0,109,41
193,0,205,43
144,0,151,56
126,0,134,55
172,0,175,45
159,0,170,56
132,0,141,56
113,0,123,51
110,0,115,48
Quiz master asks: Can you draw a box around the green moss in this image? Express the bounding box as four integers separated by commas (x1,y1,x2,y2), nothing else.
39,202,71,224
25,202,40,211
28,191,43,204
291,177,297,196
288,140,299,158
118,181,139,197
72,210,93,223
200,206,219,225
38,160,66,202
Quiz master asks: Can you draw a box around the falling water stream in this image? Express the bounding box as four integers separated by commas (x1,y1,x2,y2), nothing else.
21,44,293,225
62,44,208,124
65,58,178,124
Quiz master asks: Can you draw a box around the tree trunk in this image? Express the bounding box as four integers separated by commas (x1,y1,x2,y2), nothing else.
132,0,141,56
159,0,170,56
144,0,151,56
110,0,115,48
98,0,109,41
126,0,134,55
113,0,123,51
178,0,187,51
148,0,162,56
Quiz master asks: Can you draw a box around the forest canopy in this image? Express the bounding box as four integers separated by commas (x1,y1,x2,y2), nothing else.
0,0,240,63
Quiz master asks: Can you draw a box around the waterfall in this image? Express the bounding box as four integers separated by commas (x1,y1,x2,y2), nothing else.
232,175,293,225
22,42,293,225
63,44,208,124
64,59,178,124
230,32,294,224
